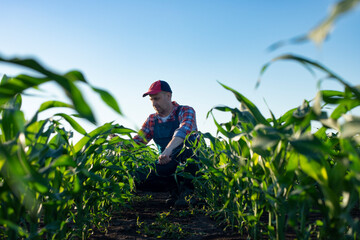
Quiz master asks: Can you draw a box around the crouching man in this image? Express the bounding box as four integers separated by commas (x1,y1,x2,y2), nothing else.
132,80,198,208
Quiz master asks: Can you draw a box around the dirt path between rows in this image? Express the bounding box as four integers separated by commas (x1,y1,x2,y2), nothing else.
89,191,245,240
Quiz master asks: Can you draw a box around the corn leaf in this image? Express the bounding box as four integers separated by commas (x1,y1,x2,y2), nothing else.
218,81,270,126
55,113,87,135
308,0,360,46
341,117,360,138
330,99,360,120
0,55,96,123
92,87,122,115
74,122,114,153
52,155,77,168
267,0,360,50
290,134,332,160
38,100,73,113
258,54,360,100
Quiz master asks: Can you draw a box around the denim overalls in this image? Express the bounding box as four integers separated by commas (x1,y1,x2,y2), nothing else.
135,106,197,192
153,106,182,155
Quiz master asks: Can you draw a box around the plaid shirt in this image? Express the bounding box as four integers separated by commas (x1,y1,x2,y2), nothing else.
133,101,197,144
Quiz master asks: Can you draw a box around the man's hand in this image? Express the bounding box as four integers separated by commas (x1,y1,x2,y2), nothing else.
158,136,184,165
158,148,172,165
108,133,118,140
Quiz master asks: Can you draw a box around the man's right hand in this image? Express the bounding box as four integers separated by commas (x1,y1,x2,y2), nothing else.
108,133,118,140
158,148,172,165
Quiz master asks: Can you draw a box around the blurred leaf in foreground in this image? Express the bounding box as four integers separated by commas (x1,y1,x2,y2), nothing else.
268,0,360,50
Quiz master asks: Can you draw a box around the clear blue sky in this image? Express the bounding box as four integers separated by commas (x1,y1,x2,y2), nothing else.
1,1,359,142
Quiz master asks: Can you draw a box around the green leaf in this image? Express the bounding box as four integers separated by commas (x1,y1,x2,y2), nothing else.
52,155,77,168
65,81,96,124
308,0,360,45
0,55,96,123
0,74,46,106
293,100,311,119
1,74,48,91
64,70,88,83
1,74,9,84
258,54,360,101
210,105,257,126
92,87,122,115
328,160,347,194
38,100,73,113
341,117,360,138
218,81,270,126
208,111,241,139
73,175,81,193
1,100,26,140
286,152,300,172
299,155,328,184
0,220,28,237
290,134,331,160
55,113,87,135
74,122,114,153
0,144,40,211
111,124,137,135
267,0,360,51
32,182,48,194
330,98,360,119
321,90,345,104
252,125,282,152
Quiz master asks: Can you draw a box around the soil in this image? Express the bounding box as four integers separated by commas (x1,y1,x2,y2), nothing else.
89,191,246,240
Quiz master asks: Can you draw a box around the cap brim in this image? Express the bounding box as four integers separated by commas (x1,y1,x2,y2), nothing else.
142,89,162,97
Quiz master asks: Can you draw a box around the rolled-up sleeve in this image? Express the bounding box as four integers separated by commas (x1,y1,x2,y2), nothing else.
173,106,197,139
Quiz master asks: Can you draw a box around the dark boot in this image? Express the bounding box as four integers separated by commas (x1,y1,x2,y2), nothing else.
165,187,179,206
174,185,196,209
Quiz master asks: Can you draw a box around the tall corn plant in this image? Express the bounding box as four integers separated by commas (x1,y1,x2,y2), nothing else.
194,1,360,239
195,73,360,239
0,55,152,239
259,54,360,239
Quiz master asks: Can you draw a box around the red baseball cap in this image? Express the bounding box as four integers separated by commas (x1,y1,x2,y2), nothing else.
142,80,172,97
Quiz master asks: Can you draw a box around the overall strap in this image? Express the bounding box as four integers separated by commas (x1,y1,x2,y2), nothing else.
175,105,182,119
153,105,182,153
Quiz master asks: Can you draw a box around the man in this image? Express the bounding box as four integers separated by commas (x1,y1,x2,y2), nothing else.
133,80,198,208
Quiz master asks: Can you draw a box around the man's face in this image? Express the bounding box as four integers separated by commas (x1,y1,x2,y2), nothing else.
149,92,171,115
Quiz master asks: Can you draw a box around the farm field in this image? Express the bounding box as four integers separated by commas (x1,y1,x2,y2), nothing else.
1,1,360,239
89,191,245,240
1,51,360,239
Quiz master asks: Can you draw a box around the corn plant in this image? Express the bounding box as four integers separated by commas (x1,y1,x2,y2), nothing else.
192,54,360,239
0,55,157,239
192,1,360,238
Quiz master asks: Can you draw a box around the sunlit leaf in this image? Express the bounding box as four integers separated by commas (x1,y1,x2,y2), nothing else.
74,122,114,153
38,100,73,113
55,113,87,135
73,175,81,193
321,90,345,104
341,117,360,138
331,99,360,119
290,133,332,160
111,124,137,135
64,70,87,83
1,99,26,140
1,74,10,84
308,0,360,45
286,152,300,172
267,0,360,50
92,87,122,115
0,220,28,237
258,54,360,101
218,81,270,126
52,155,77,168
0,55,96,123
